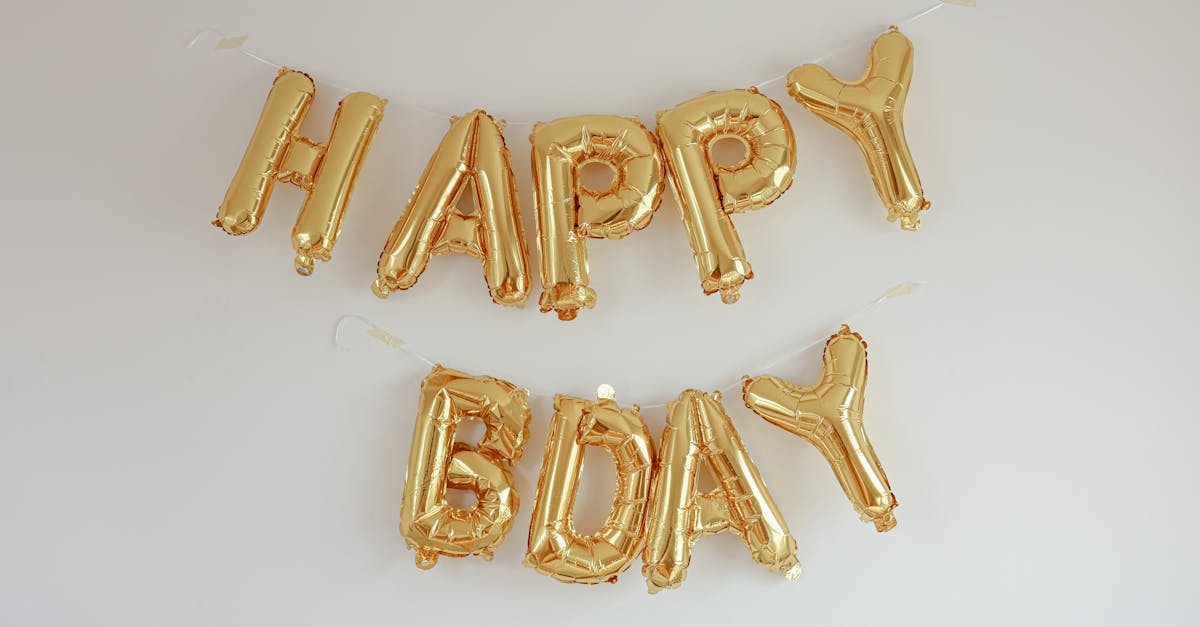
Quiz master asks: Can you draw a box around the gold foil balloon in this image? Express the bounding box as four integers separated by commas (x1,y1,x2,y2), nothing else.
215,69,385,275
787,28,929,230
531,115,665,320
374,110,531,306
400,366,532,569
656,89,795,304
642,389,800,593
525,391,655,584
742,325,898,532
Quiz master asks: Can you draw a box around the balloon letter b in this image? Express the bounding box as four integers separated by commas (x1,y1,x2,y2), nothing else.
656,89,795,303
400,366,533,568
215,69,385,275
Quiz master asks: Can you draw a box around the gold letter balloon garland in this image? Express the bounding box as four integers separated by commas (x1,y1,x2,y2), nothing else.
212,29,930,316
396,326,898,592
204,13,932,594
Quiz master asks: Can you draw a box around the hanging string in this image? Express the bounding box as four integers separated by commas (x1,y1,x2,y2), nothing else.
186,1,950,128
752,1,948,89
333,281,923,410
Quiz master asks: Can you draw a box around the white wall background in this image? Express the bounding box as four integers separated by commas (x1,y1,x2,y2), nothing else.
1,0,1197,624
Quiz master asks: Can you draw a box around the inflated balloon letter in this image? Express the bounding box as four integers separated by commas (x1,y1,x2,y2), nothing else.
742,325,898,531
400,366,532,569
531,115,665,320
642,389,799,593
788,28,930,230
215,68,385,275
656,89,795,303
374,110,531,306
525,392,655,584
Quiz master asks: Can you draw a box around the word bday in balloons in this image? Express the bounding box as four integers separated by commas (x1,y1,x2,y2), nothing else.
397,325,897,592
213,29,930,319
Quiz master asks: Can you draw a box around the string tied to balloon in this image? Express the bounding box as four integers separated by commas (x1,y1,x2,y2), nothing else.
186,2,959,127
333,281,924,410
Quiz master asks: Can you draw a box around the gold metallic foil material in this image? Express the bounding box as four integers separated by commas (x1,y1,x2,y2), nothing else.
656,89,795,304
742,325,898,532
400,366,532,569
530,115,664,320
215,70,313,237
787,28,929,230
641,389,800,593
525,394,655,584
374,110,531,306
215,69,385,275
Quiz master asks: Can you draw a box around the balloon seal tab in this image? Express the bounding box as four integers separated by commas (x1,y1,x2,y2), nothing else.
294,254,314,276
414,549,438,570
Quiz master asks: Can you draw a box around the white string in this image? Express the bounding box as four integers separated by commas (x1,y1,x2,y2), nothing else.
333,281,924,410
187,1,948,128
333,314,439,369
752,1,947,89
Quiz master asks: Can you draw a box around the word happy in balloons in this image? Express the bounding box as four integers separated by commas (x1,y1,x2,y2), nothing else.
213,30,930,320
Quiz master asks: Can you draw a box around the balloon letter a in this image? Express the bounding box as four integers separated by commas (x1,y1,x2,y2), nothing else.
642,390,799,593
375,111,531,306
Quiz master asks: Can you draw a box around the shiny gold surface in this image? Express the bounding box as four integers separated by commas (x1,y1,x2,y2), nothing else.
787,29,929,231
399,366,532,569
291,92,385,275
524,394,655,584
374,110,531,306
641,390,800,593
742,325,898,532
530,115,664,321
215,70,313,236
277,137,322,190
656,89,795,304
215,69,384,275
